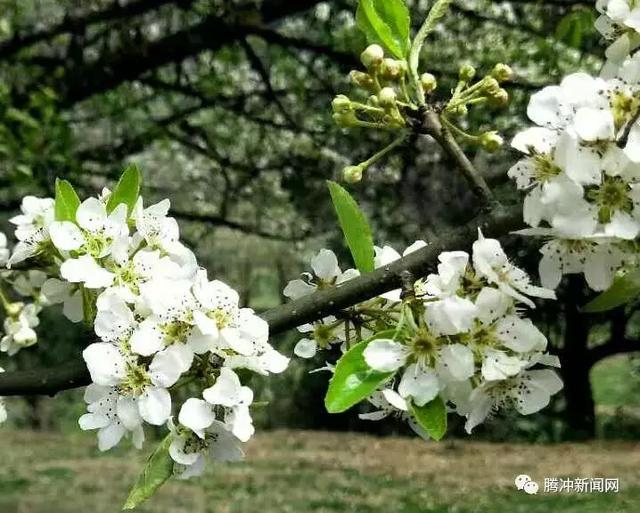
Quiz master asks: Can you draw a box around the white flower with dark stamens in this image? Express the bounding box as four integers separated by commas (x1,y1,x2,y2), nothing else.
283,248,359,299
464,369,563,433
472,230,556,307
79,384,144,451
169,420,244,479
9,196,54,241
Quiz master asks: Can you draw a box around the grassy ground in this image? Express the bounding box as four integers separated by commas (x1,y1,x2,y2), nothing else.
0,430,638,513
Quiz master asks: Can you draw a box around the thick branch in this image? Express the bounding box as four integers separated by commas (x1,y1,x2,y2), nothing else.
589,338,640,366
0,204,522,397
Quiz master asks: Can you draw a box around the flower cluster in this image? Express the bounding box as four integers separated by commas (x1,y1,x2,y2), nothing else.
508,70,640,290
287,233,562,434
1,183,288,478
284,242,425,360
332,44,511,183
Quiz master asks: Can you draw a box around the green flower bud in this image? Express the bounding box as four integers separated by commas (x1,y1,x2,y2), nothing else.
459,64,476,82
480,131,504,152
451,104,468,117
380,58,403,79
378,87,397,108
484,77,501,95
349,70,375,91
332,94,352,114
361,44,384,69
333,111,359,128
492,63,513,83
420,73,437,93
367,95,380,107
490,88,509,107
343,165,363,183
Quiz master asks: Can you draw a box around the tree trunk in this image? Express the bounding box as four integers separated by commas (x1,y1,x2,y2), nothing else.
560,278,596,440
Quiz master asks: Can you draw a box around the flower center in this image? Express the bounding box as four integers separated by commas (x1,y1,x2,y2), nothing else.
586,175,632,223
313,324,334,348
119,363,151,396
207,308,232,330
161,320,192,345
611,91,640,130
532,153,561,183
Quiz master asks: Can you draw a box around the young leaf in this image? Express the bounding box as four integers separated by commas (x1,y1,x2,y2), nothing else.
325,330,397,414
356,0,411,59
107,163,142,215
122,435,174,510
410,396,447,441
54,178,81,222
327,181,375,273
583,269,640,313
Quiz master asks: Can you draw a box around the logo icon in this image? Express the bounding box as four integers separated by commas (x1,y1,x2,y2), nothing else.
515,474,539,494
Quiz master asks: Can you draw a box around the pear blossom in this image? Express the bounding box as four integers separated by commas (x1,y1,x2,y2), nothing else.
283,248,359,299
9,196,54,242
78,384,144,451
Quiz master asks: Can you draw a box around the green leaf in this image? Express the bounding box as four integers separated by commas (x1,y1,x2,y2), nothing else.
107,163,142,215
356,0,411,58
325,330,397,414
54,178,81,222
555,8,595,49
583,269,640,313
123,435,174,510
327,181,375,273
410,396,447,441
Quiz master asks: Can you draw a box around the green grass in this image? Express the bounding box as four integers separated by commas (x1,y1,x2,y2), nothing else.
0,430,638,512
592,355,640,407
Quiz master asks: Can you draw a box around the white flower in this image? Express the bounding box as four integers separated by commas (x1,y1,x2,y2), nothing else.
169,420,243,479
424,295,477,336
49,198,129,259
398,363,440,406
82,342,175,426
472,230,556,307
283,248,359,299
464,369,563,433
203,368,255,441
363,338,408,372
9,196,54,241
78,384,144,451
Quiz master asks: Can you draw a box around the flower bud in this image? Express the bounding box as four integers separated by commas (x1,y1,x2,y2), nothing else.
490,88,509,107
361,44,384,69
420,73,437,93
367,95,380,107
492,63,513,82
378,87,397,108
349,70,375,91
480,131,504,152
484,77,501,95
333,111,359,128
459,64,476,82
343,165,363,183
452,104,468,117
332,94,352,114
380,58,403,79
5,301,24,317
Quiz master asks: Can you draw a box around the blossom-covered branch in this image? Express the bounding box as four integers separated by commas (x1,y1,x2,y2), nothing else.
0,203,524,397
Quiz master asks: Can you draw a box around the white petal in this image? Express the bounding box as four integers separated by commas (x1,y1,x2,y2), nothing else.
82,343,126,386
76,197,107,232
203,367,242,407
60,255,114,289
311,249,340,280
398,364,440,406
294,338,317,358
362,339,408,372
437,343,475,381
49,221,84,251
138,386,171,425
178,398,215,438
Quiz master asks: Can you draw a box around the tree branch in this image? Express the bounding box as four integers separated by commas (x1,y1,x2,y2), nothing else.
0,203,522,397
